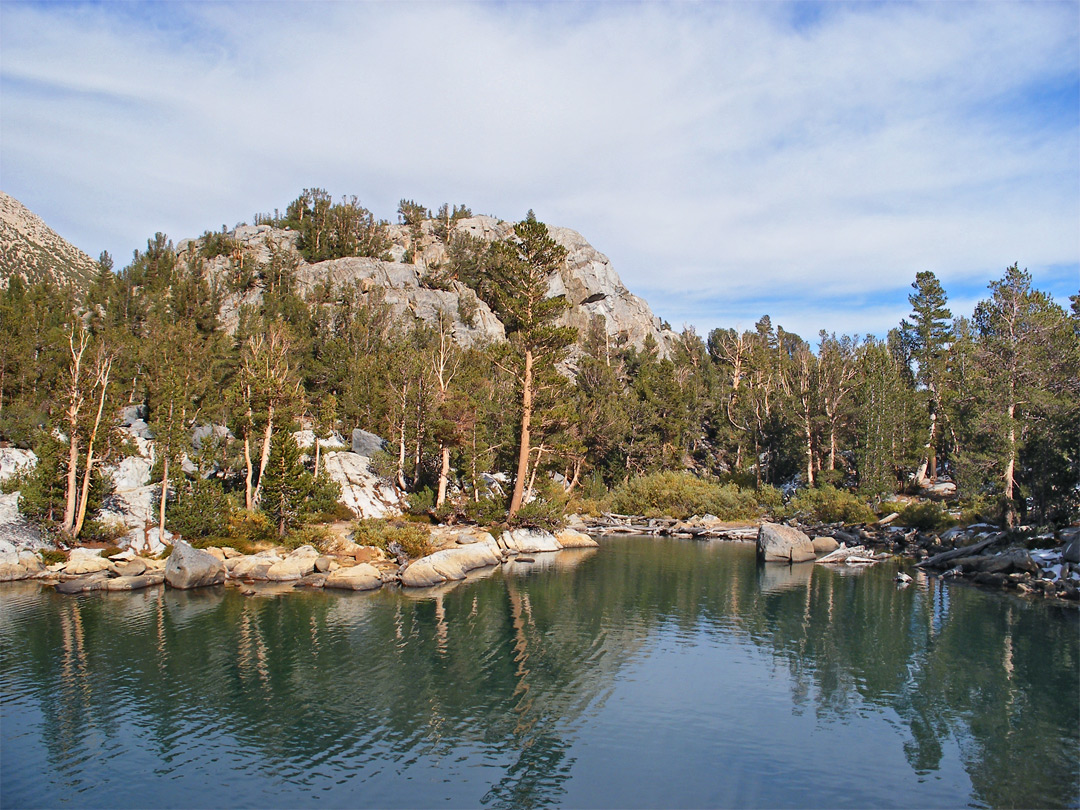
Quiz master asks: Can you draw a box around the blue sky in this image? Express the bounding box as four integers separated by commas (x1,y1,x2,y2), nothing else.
1,0,1077,340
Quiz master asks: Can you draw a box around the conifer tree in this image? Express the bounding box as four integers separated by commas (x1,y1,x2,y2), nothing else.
259,430,311,536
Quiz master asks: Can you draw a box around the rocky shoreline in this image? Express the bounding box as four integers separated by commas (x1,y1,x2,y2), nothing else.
0,526,599,595
1,511,1076,604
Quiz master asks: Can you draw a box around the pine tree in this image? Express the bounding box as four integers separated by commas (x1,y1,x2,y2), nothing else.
259,430,311,536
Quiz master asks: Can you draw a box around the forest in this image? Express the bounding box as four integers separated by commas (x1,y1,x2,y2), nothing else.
1,190,1078,546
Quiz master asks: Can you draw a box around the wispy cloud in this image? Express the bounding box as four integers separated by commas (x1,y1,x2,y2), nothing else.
1,1,1076,338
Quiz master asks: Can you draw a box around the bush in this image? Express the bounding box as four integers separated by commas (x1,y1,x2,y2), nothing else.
351,518,432,559
307,501,356,524
608,471,763,520
787,484,875,525
462,496,507,526
228,510,278,547
898,501,954,532
167,478,234,540
959,496,1004,527
40,549,67,565
80,518,129,544
283,525,332,552
509,497,565,532
407,487,435,516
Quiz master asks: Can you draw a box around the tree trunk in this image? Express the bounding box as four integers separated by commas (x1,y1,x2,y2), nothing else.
508,349,534,517
314,437,321,478
243,431,254,510
436,444,451,508
158,454,169,536
62,436,80,535
1004,401,1018,528
73,358,111,538
803,408,815,488
253,408,274,505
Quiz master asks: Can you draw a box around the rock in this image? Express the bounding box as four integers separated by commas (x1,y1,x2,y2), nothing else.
314,556,333,573
499,529,562,553
164,540,226,589
0,561,30,581
264,545,320,581
110,456,152,491
203,547,227,562
228,553,281,580
324,563,384,591
556,529,599,549
757,523,816,563
221,547,242,559
322,451,405,518
294,573,328,588
120,404,148,426
351,429,388,458
352,546,386,564
0,447,37,482
812,536,840,554
105,574,162,591
64,555,115,576
55,572,110,594
116,559,149,577
516,556,536,563
896,571,913,584
400,541,504,588
1063,540,1080,565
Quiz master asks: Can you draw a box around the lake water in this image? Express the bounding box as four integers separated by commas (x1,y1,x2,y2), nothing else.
1,537,1077,809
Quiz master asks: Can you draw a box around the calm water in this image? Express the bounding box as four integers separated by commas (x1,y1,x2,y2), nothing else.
1,538,1077,809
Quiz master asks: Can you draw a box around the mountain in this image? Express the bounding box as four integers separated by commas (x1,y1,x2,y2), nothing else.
177,214,676,355
0,191,97,290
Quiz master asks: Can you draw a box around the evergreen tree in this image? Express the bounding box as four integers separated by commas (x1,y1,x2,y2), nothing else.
259,430,311,536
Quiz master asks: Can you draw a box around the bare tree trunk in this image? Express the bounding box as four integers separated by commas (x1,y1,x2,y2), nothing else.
73,356,111,538
508,349,533,517
436,444,451,508
1004,401,1018,528
62,435,80,535
313,437,321,478
158,454,169,535
61,329,89,535
253,407,274,505
243,431,254,510
803,409,815,488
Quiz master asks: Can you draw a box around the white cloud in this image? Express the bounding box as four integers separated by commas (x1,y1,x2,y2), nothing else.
1,1,1076,336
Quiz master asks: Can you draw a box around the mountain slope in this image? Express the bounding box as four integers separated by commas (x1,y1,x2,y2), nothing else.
0,191,97,289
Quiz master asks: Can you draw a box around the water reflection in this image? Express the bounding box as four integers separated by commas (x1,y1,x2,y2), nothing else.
1,539,1077,809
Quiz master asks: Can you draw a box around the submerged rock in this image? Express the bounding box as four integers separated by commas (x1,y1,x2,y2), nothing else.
165,541,226,589
401,540,504,588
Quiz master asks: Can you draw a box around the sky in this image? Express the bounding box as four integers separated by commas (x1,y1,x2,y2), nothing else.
1,1,1077,341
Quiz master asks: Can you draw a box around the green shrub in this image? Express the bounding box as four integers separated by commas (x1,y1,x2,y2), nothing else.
788,484,875,525
897,500,954,532
462,496,508,525
40,549,67,565
307,501,356,524
608,471,763,520
283,525,332,552
80,518,129,544
959,496,1004,527
510,497,565,532
228,510,277,547
167,478,234,540
352,518,432,559
407,487,435,516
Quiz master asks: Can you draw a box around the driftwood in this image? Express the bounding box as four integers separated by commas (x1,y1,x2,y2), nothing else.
916,534,1003,569
816,544,879,565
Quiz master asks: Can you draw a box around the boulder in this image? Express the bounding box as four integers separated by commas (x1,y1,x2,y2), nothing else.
0,561,30,581
351,429,387,458
116,559,149,577
555,529,600,549
265,545,319,581
1063,540,1080,565
110,456,152,491
294,573,328,588
105,573,163,591
812,536,840,554
164,540,226,589
227,552,281,580
400,541,504,588
64,555,115,576
55,573,110,594
324,563,383,591
0,447,37,482
499,529,563,553
757,523,816,563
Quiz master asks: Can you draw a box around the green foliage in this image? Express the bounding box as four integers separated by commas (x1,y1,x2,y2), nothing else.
508,496,565,532
227,510,278,547
285,188,391,263
351,518,432,558
787,484,876,525
40,549,67,565
199,227,241,260
282,525,332,552
80,521,128,545
897,501,955,532
259,431,312,537
167,477,234,540
608,471,763,520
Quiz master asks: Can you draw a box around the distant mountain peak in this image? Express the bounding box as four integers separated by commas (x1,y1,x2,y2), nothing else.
0,191,97,290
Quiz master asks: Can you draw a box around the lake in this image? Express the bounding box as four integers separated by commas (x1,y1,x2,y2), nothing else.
1,537,1077,809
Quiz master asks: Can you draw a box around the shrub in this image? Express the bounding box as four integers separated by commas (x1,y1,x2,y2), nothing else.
788,484,875,525
228,510,278,547
80,518,129,544
167,478,234,539
283,525,332,552
40,549,67,565
509,497,565,532
959,496,1004,527
608,471,763,520
462,496,507,526
307,501,356,524
407,487,436,516
352,518,432,559
898,501,954,532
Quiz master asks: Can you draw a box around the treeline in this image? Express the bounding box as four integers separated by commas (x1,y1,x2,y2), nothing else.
1,190,1078,546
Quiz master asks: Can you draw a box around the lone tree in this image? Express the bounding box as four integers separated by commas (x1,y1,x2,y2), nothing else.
486,213,576,517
